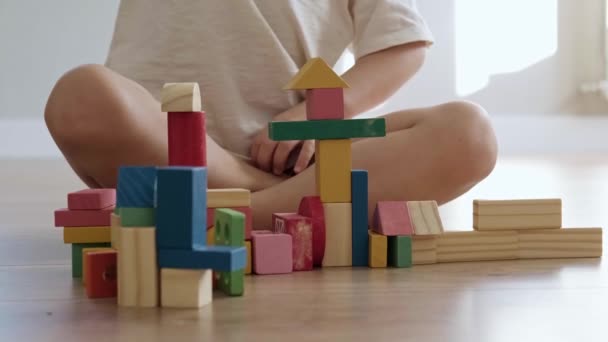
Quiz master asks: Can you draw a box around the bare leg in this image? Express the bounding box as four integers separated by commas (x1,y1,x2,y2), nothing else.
45,64,282,190
252,101,498,228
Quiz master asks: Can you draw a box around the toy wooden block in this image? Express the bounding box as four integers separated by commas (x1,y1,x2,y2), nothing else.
437,250,518,263
110,213,120,249
156,167,206,249
316,139,351,202
168,111,207,166
214,208,245,247
207,189,251,208
272,213,313,271
158,246,247,271
63,226,111,244
322,203,352,267
252,232,293,275
283,57,350,90
437,230,518,263
407,201,444,235
368,230,387,268
85,250,117,299
297,196,326,266
412,236,437,265
473,198,562,230
55,207,114,227
269,118,386,141
245,240,252,274
119,207,155,227
82,247,114,284
116,166,157,208
372,201,412,236
161,82,202,112
518,228,602,259
388,236,412,268
217,269,244,296
207,226,215,245
160,268,212,308
117,227,136,306
351,170,369,267
68,189,116,210
207,206,252,239
306,88,344,120
135,227,159,307
71,243,110,278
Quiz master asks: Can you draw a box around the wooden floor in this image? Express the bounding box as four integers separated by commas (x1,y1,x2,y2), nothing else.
0,158,606,342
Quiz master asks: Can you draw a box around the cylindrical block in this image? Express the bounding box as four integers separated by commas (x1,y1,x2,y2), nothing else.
168,111,207,166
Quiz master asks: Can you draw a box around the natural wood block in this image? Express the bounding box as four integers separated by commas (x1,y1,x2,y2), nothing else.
63,226,111,244
316,139,351,202
322,203,352,267
474,213,561,230
412,250,437,265
252,232,293,274
85,250,117,299
517,227,602,242
437,250,518,263
412,235,437,251
55,207,114,227
297,196,326,266
437,230,518,263
474,198,561,215
82,247,114,284
407,201,444,235
269,118,386,141
168,111,207,167
116,166,157,208
519,249,602,259
117,227,158,307
388,236,412,268
283,57,350,90
117,228,137,307
518,227,602,259
272,213,313,271
437,230,518,246
68,188,116,210
306,88,344,120
245,240,252,275
160,268,212,308
161,82,202,112
207,189,251,208
351,170,369,267
372,201,412,236
368,230,387,268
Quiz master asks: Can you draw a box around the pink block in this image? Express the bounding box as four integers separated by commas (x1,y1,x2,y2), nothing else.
272,213,313,271
68,189,116,210
297,196,326,266
207,206,253,240
372,201,413,236
252,233,293,275
54,207,114,227
251,230,273,235
306,88,344,120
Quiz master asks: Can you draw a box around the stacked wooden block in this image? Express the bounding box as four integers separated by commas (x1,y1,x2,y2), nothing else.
269,58,386,267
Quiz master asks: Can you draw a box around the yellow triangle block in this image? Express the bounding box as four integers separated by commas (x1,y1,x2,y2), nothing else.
283,58,350,90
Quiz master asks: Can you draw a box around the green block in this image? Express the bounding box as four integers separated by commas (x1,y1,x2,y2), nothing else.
388,236,412,268
71,242,111,278
218,269,244,296
268,118,386,141
214,208,245,247
119,207,155,227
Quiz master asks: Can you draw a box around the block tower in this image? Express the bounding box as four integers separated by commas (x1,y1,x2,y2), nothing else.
269,58,386,267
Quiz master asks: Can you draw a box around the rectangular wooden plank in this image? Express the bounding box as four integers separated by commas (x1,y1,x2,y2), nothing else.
368,230,387,268
438,250,518,263
315,139,351,202
160,268,212,308
68,189,116,210
408,201,444,235
268,118,386,141
412,235,437,251
63,226,111,244
474,213,561,230
474,198,561,215
517,228,602,242
306,88,344,120
519,249,602,259
168,111,206,167
214,208,245,247
116,166,157,208
437,230,517,246
412,250,437,265
55,207,114,227
322,203,352,267
351,170,369,267
207,188,251,208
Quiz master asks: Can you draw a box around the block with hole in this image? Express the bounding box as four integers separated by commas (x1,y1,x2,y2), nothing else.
85,250,118,299
207,189,251,208
158,246,247,272
214,208,245,247
82,247,114,284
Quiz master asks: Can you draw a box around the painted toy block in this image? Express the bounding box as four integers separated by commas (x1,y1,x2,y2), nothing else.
160,268,212,308
437,230,518,263
316,139,351,202
252,230,274,235
407,201,444,235
214,208,245,247
283,57,350,90
372,201,412,236
368,230,387,268
252,233,293,275
388,236,412,268
245,240,252,274
158,246,247,271
322,203,352,267
156,167,206,249
473,198,562,230
216,269,244,296
168,111,207,166
268,118,386,141
110,213,120,248
161,82,202,112
85,250,117,299
63,226,111,244
207,226,215,245
351,170,369,267
272,213,313,271
207,189,251,208
82,247,114,284
306,88,344,120
116,166,157,208
298,196,326,266
71,242,110,278
68,188,116,210
119,207,155,227
518,227,602,259
55,207,114,227
207,206,252,240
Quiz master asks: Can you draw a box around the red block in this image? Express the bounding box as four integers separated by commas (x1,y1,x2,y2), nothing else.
272,213,313,271
298,196,326,266
306,88,344,120
85,250,117,299
54,207,114,227
372,201,413,236
252,233,292,275
68,189,116,210
168,111,207,166
207,206,253,240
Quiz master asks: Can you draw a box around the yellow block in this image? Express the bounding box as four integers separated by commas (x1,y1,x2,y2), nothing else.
207,226,215,245
283,57,350,90
315,139,351,202
82,247,114,285
207,189,251,208
322,203,352,267
245,240,252,275
63,226,111,243
368,230,387,268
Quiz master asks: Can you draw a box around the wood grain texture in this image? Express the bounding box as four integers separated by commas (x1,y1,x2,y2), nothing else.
412,250,437,265
117,227,158,307
408,201,444,235
322,203,352,267
473,198,561,215
161,82,202,112
474,213,561,230
207,189,251,208
160,268,212,308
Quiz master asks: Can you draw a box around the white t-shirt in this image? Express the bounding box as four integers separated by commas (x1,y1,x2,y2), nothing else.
106,0,433,157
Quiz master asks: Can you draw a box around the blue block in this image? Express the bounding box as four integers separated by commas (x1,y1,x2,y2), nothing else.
351,169,369,267
158,246,247,271
116,166,157,208
156,167,207,249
